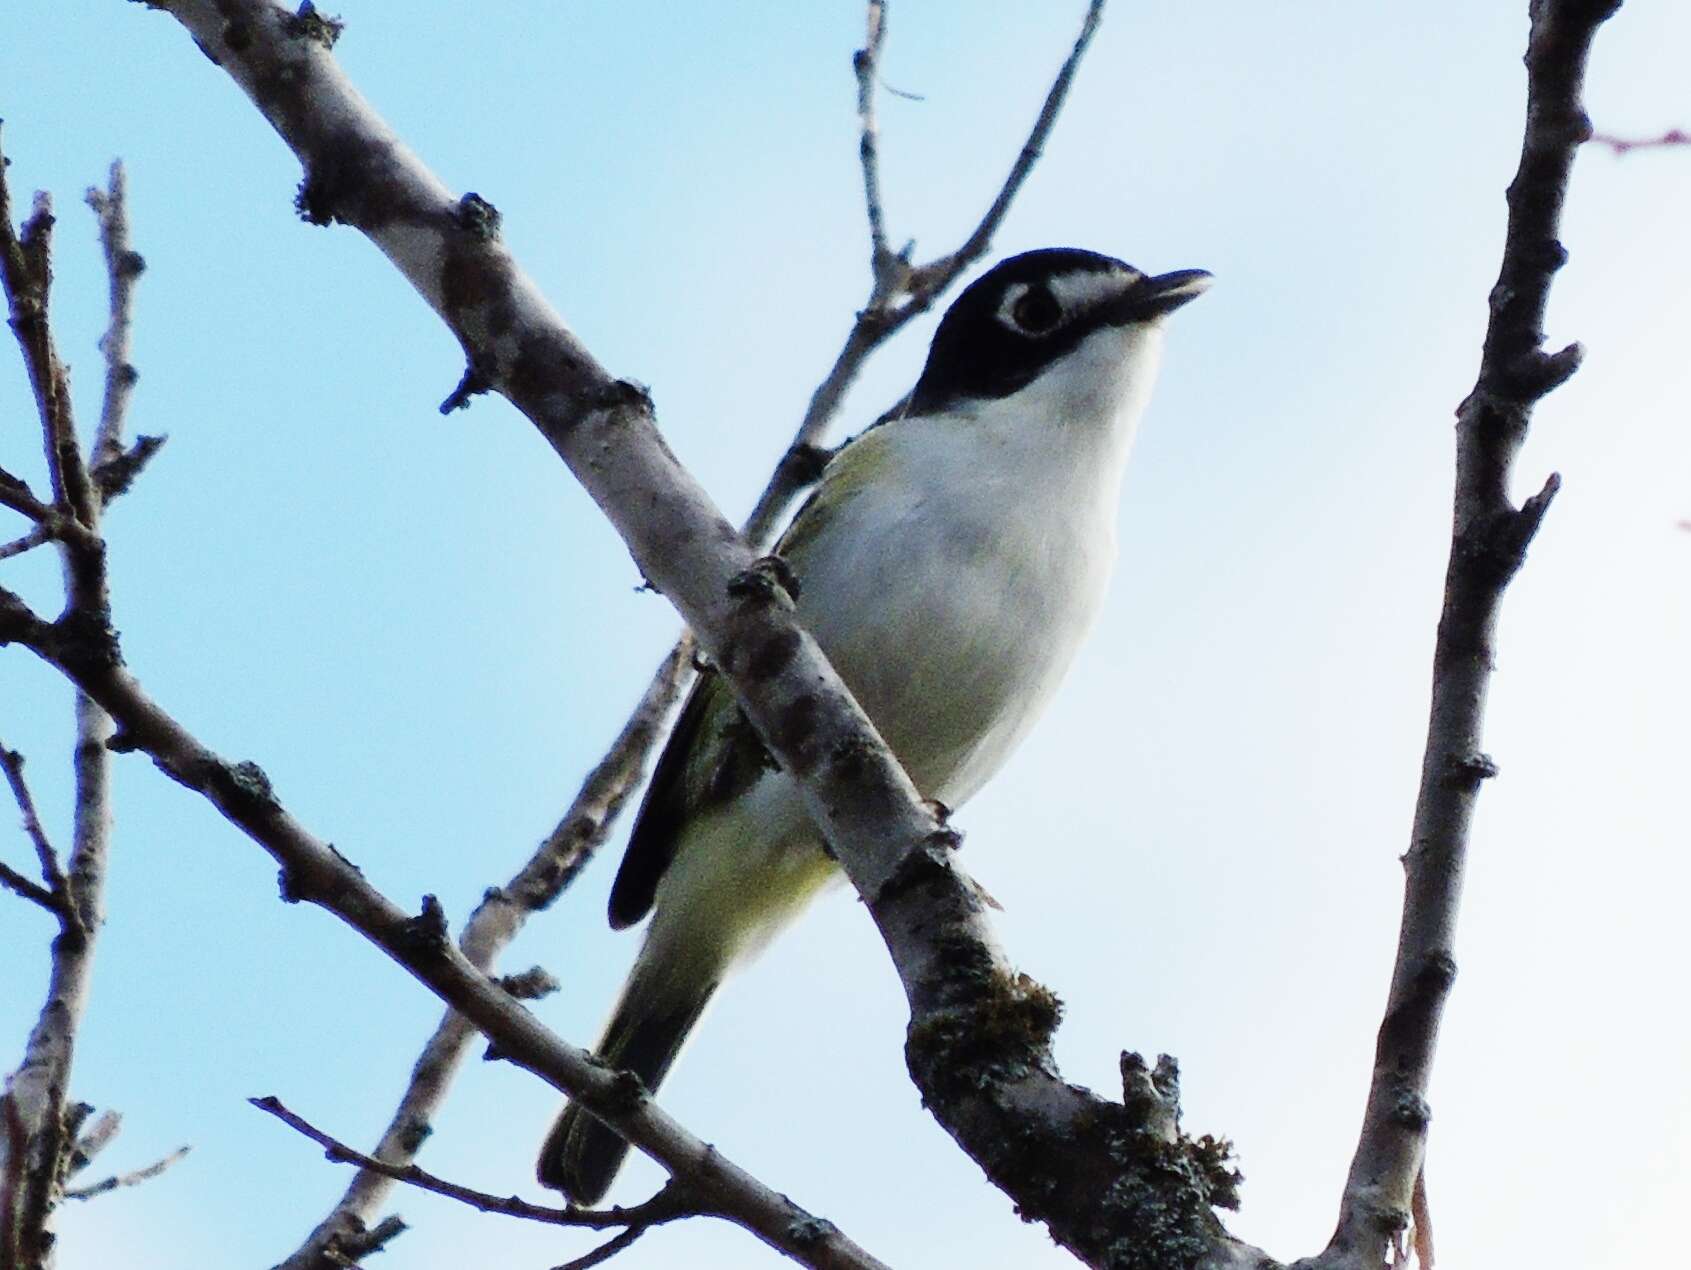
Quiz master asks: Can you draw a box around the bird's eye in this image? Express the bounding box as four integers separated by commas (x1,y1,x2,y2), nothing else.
1010,286,1062,334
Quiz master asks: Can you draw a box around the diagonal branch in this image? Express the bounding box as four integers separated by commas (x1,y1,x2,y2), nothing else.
0,585,888,1270
0,528,54,562
106,2,1251,1266
1302,4,1618,1268
62,1145,190,1202
901,0,1106,302
281,4,1104,1260
0,744,69,910
554,1225,650,1270
277,639,694,1269
0,860,60,915
98,4,1258,1264
253,1096,697,1233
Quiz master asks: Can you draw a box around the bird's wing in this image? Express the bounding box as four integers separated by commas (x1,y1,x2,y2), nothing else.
606,432,895,930
607,669,778,928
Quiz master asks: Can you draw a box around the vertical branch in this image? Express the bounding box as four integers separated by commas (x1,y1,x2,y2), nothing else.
1312,3,1618,1267
86,164,144,475
854,0,894,289
0,139,132,1270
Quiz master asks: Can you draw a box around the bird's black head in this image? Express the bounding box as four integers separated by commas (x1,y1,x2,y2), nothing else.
907,248,1210,415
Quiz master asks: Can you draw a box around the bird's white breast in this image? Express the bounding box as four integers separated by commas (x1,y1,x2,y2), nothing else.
793,321,1163,805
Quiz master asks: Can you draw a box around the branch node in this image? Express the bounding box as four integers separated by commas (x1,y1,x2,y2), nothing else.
439,360,493,414
1389,1091,1432,1133
92,433,167,502
787,1214,841,1247
1119,1052,1178,1143
776,441,833,489
398,894,450,953
214,758,280,812
603,1067,650,1114
497,965,561,1001
585,377,653,416
869,830,961,910
726,554,801,606
104,726,141,754
1441,751,1499,790
1506,340,1583,399
1520,470,1561,532
285,2,346,49
277,866,306,904
452,192,502,241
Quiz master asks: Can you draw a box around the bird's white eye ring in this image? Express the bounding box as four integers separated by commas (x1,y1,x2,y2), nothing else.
1010,285,1062,334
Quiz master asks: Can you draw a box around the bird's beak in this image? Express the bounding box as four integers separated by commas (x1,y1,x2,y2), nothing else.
1109,268,1213,323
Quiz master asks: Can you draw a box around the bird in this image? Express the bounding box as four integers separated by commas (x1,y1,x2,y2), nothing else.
539,247,1210,1203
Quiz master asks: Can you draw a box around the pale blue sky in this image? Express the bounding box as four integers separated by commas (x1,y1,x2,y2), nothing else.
3,4,1688,1268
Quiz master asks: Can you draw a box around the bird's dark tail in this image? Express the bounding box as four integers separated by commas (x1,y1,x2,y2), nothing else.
537,961,719,1204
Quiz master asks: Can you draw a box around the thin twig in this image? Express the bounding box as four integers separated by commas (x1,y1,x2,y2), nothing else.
90,434,167,504
0,557,890,1269
854,1,895,287
86,163,144,476
553,1225,649,1270
253,1097,694,1231
0,481,103,555
63,1145,190,1201
0,135,74,518
1308,4,1618,1267
1588,127,1688,155
739,0,1108,547
0,470,49,524
0,744,69,902
67,1108,121,1177
0,527,53,561
0,136,123,1270
910,0,1106,295
0,861,60,914
278,640,693,1269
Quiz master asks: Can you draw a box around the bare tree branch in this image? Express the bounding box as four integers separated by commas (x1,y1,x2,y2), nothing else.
66,1108,121,1177
85,163,143,473
0,125,123,1270
0,859,59,914
906,0,1106,295
853,1,893,282
1588,126,1688,155
31,0,1611,1263
254,1096,696,1235
740,0,1107,548
0,588,892,1268
0,744,68,916
278,639,694,1269
553,1225,649,1270
0,528,54,562
1300,4,1619,1268
283,3,1105,1260
82,3,1252,1265
63,1145,190,1201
